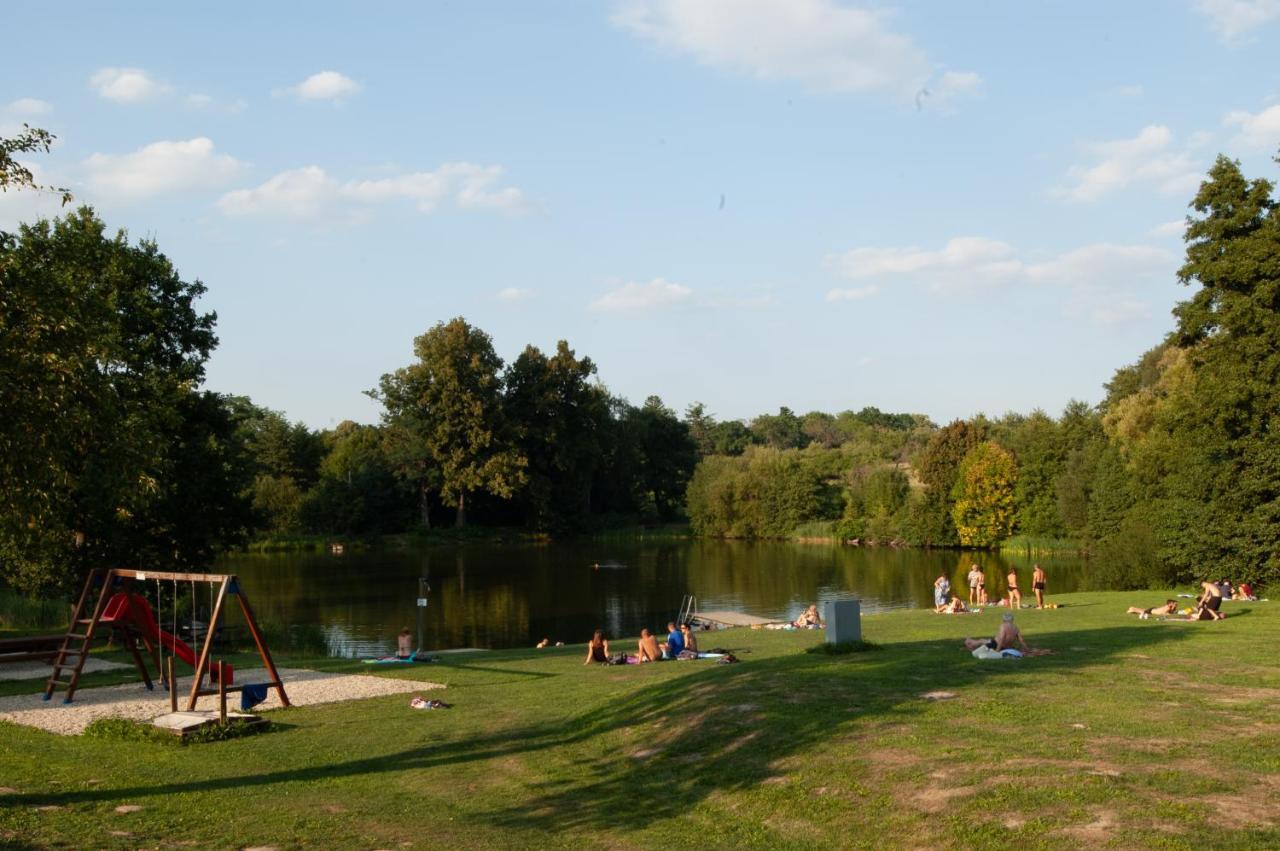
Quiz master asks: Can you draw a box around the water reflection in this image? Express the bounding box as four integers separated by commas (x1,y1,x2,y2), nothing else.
217,542,1089,657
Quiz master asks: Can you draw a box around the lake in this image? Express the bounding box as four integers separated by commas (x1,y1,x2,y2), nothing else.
215,540,1089,658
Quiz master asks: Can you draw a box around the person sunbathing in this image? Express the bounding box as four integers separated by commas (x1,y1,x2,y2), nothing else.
964,613,1030,653
636,628,662,662
936,596,969,614
1126,600,1177,618
793,604,823,628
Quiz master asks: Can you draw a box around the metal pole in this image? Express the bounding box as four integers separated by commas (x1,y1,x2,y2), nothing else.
415,575,430,660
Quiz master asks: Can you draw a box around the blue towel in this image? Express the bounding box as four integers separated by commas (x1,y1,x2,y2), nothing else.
240,683,270,710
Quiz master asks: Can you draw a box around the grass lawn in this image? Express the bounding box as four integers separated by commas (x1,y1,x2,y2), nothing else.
1,590,1278,849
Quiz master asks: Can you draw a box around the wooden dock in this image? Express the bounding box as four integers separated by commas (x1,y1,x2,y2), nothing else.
689,610,787,629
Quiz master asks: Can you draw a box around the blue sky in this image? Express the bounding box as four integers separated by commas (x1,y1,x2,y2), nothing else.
4,1,1280,429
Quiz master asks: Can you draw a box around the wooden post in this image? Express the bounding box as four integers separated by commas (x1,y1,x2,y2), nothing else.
186,578,229,711
168,656,177,713
217,661,227,724
235,587,290,707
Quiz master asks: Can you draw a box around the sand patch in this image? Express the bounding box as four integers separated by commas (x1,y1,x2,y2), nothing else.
0,657,131,681
0,667,441,735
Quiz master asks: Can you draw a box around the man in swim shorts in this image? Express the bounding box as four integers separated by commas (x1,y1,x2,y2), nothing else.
1032,564,1046,608
963,614,1030,653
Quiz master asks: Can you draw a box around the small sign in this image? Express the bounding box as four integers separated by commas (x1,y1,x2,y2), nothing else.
137,572,147,581
416,597,429,607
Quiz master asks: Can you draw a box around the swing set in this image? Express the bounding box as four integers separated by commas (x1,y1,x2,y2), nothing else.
45,568,289,710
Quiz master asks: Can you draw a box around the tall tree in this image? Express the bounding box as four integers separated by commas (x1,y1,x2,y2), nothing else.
951,441,1018,547
504,341,608,530
374,318,526,528
0,209,220,592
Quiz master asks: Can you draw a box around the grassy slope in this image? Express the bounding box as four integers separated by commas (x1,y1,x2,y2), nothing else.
1,591,1278,850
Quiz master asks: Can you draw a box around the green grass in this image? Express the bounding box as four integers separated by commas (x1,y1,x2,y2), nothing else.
2,591,1278,849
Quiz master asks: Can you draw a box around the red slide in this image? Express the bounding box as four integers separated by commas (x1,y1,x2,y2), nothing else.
101,592,232,683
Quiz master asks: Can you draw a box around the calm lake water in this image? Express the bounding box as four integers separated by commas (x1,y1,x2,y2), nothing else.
215,541,1089,658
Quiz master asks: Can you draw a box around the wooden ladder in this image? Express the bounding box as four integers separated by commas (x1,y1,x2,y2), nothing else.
43,569,156,704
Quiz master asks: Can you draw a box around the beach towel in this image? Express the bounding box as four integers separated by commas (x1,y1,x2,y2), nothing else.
240,683,270,710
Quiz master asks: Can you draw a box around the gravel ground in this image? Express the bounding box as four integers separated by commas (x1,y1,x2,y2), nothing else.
0,668,442,735
0,658,130,681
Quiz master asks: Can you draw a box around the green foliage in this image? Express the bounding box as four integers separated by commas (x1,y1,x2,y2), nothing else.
0,208,236,593
0,125,72,212
750,406,805,449
505,342,609,530
374,318,527,528
950,442,1018,547
686,447,826,537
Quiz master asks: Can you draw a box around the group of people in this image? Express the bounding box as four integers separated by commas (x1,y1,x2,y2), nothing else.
1126,579,1259,621
934,564,1047,612
583,621,701,665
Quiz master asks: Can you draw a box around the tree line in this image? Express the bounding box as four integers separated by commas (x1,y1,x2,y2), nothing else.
688,155,1280,589
3,127,1278,593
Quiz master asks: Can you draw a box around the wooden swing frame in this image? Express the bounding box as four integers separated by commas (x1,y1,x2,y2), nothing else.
45,568,290,710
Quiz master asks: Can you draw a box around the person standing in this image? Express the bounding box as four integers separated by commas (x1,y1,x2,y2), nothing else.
967,564,982,605
934,573,952,610
1032,564,1047,608
1006,567,1022,609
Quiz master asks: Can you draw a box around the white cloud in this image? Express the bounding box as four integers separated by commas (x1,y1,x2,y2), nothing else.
827,236,1176,325
84,138,243,200
184,93,248,114
1108,84,1144,98
1224,104,1280,150
828,236,1021,292
1060,125,1202,202
613,0,976,103
496,287,532,301
825,285,879,301
280,71,362,102
218,163,525,219
1149,219,1186,238
6,98,52,116
589,278,693,312
1193,0,1280,41
89,67,170,103
930,70,983,110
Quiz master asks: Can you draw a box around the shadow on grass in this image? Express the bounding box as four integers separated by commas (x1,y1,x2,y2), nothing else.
8,623,1199,833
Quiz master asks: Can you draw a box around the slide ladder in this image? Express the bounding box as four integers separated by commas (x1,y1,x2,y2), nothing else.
43,570,155,704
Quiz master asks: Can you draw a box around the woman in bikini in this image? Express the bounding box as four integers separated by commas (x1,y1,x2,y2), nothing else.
1006,568,1022,609
680,623,698,654
583,630,610,665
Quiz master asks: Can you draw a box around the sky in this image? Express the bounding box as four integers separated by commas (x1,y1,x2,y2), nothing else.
4,0,1280,430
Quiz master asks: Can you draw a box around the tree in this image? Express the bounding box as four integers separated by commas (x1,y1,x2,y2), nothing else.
907,419,988,545
0,125,71,223
951,442,1018,547
0,208,222,592
751,406,805,449
374,318,526,528
504,341,608,530
626,396,698,521
301,421,410,535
